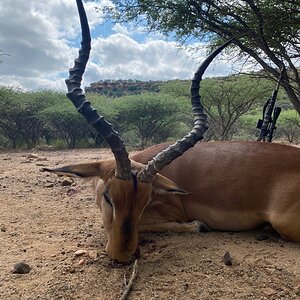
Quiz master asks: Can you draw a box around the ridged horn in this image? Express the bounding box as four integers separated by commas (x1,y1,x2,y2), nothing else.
65,0,132,180
138,39,233,182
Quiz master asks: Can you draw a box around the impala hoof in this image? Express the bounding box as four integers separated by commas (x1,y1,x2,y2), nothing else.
192,220,211,233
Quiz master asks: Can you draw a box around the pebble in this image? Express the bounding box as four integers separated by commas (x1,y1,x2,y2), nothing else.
223,251,233,266
27,154,39,159
261,287,277,296
78,259,85,266
61,178,73,186
37,157,48,161
45,183,54,188
88,250,98,260
36,163,47,167
20,160,32,164
74,249,88,256
12,262,31,274
0,224,6,232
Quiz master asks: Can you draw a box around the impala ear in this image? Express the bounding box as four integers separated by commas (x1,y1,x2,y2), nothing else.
41,160,115,180
152,173,190,195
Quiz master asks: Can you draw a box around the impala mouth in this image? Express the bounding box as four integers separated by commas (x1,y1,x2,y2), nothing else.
113,247,141,265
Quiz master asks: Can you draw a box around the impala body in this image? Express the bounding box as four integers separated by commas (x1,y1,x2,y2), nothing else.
132,141,300,236
43,0,299,262
48,141,300,262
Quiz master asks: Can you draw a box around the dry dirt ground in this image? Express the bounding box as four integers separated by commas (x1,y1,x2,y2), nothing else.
1,147,300,300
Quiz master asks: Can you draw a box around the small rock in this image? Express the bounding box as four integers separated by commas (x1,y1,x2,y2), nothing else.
67,188,78,196
78,259,85,266
68,267,76,274
88,250,98,260
12,262,31,274
37,157,48,161
223,251,233,266
261,287,277,296
61,178,74,187
74,249,88,257
20,160,32,164
45,183,54,188
3,157,11,161
36,163,47,167
0,224,6,232
294,285,300,296
27,154,39,159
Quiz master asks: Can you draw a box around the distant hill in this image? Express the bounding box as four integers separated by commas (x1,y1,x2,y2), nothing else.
85,79,163,97
84,76,236,97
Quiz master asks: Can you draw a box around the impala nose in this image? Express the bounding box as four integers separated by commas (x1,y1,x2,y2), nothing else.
106,245,140,263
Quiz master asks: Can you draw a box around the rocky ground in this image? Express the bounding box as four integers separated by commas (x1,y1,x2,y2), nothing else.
0,147,300,300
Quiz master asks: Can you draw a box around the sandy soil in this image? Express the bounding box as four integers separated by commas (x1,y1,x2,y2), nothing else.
1,147,300,300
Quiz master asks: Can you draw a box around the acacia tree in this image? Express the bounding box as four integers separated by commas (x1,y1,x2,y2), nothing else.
112,94,187,148
277,110,300,143
105,0,300,114
40,105,91,149
202,76,273,140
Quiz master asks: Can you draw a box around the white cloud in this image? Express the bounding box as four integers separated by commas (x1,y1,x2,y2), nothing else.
86,34,234,82
112,23,132,36
0,0,234,91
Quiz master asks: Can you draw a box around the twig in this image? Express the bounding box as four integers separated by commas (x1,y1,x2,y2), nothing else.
119,259,138,300
123,274,127,287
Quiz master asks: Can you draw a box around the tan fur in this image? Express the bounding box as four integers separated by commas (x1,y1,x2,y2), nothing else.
46,141,300,262
133,141,300,239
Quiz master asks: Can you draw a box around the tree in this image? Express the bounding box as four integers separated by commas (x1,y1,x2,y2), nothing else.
112,93,187,148
201,76,273,140
277,110,300,143
0,88,67,149
0,87,26,148
40,104,90,149
106,0,300,114
159,75,273,140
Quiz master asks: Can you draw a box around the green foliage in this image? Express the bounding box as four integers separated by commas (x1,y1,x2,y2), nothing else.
111,93,188,148
0,88,56,148
201,75,273,140
107,0,300,113
0,73,299,150
236,112,262,141
277,110,300,143
40,103,89,149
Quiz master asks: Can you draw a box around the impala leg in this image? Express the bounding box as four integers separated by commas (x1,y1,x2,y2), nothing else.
268,183,300,242
139,220,210,233
271,218,300,242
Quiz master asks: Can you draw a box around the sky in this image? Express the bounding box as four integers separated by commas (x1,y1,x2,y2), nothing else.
0,0,237,92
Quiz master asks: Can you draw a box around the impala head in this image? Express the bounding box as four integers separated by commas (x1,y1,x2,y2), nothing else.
43,160,187,262
43,0,232,262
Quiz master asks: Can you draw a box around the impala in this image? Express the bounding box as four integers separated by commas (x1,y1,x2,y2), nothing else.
43,0,300,262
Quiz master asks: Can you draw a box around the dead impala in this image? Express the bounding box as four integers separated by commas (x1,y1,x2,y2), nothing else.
43,0,300,262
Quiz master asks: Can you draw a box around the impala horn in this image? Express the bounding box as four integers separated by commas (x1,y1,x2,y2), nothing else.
65,0,131,180
138,39,234,182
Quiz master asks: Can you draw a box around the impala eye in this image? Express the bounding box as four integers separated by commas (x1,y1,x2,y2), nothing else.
103,192,112,207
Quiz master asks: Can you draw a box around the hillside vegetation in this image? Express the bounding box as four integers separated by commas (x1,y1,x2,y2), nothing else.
0,74,299,150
